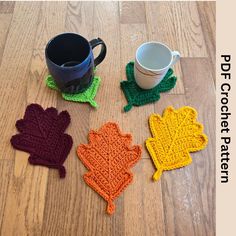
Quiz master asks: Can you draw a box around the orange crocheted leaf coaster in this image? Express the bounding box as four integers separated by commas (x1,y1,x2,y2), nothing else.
146,106,208,181
77,122,142,215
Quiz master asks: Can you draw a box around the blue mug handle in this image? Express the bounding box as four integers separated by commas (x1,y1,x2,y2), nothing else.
62,38,106,94
89,38,107,67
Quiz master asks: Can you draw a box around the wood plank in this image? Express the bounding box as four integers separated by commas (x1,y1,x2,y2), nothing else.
120,22,165,236
89,1,123,125
41,2,96,235
0,2,43,232
154,94,197,236
1,158,48,236
0,160,13,229
0,14,12,65
124,159,165,236
153,58,215,236
1,2,67,235
182,58,215,236
0,1,15,13
66,1,94,38
197,1,216,82
34,1,67,50
31,0,67,103
120,23,154,159
120,24,147,68
41,102,93,236
169,59,185,94
26,49,58,106
146,1,207,57
0,2,216,235
88,2,125,234
154,93,187,115
155,94,206,236
79,2,124,235
119,1,146,24
0,2,41,160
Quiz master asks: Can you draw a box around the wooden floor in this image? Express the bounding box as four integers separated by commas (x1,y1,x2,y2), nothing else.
0,1,215,236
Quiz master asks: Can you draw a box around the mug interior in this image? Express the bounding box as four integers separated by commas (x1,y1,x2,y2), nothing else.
46,33,90,67
136,42,172,70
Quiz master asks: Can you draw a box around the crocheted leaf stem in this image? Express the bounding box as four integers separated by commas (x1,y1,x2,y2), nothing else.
46,76,101,108
146,106,208,181
120,61,177,112
10,103,73,178
77,122,142,215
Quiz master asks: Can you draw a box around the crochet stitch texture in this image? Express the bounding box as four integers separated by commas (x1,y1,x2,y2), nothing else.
10,103,73,178
120,61,177,112
46,76,101,108
77,122,142,215
146,106,208,181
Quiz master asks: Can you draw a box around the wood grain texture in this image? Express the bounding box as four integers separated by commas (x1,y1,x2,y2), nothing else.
169,59,185,94
0,1,41,160
0,1,15,13
83,3,125,234
120,23,154,158
152,58,215,236
1,2,66,235
1,157,48,236
34,1,67,50
0,14,12,65
0,160,13,228
41,2,96,235
0,2,215,235
124,159,165,236
197,1,216,81
146,1,208,57
66,1,94,37
120,22,165,236
182,58,215,236
119,1,146,24
90,1,123,125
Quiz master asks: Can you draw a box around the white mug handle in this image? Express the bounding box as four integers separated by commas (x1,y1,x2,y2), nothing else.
170,51,180,67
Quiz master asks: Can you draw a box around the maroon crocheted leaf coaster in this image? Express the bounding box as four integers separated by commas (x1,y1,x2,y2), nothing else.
10,103,73,178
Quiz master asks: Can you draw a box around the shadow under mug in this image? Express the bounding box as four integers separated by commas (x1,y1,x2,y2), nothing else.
45,33,107,94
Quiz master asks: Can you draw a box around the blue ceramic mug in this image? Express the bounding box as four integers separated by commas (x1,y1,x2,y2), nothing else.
45,33,106,93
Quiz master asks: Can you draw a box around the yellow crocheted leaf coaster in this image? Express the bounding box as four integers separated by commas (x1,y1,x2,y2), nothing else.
146,106,208,181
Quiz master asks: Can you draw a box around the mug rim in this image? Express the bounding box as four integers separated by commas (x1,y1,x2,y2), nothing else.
135,41,173,72
45,32,91,70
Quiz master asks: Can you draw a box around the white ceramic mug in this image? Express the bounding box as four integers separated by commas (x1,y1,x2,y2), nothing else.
134,42,180,89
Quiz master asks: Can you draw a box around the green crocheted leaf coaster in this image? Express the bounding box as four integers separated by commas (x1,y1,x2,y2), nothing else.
46,76,101,108
120,61,177,112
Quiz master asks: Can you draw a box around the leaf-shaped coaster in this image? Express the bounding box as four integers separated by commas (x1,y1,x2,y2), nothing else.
77,122,142,215
46,76,101,108
146,106,208,181
120,61,177,112
10,103,73,178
